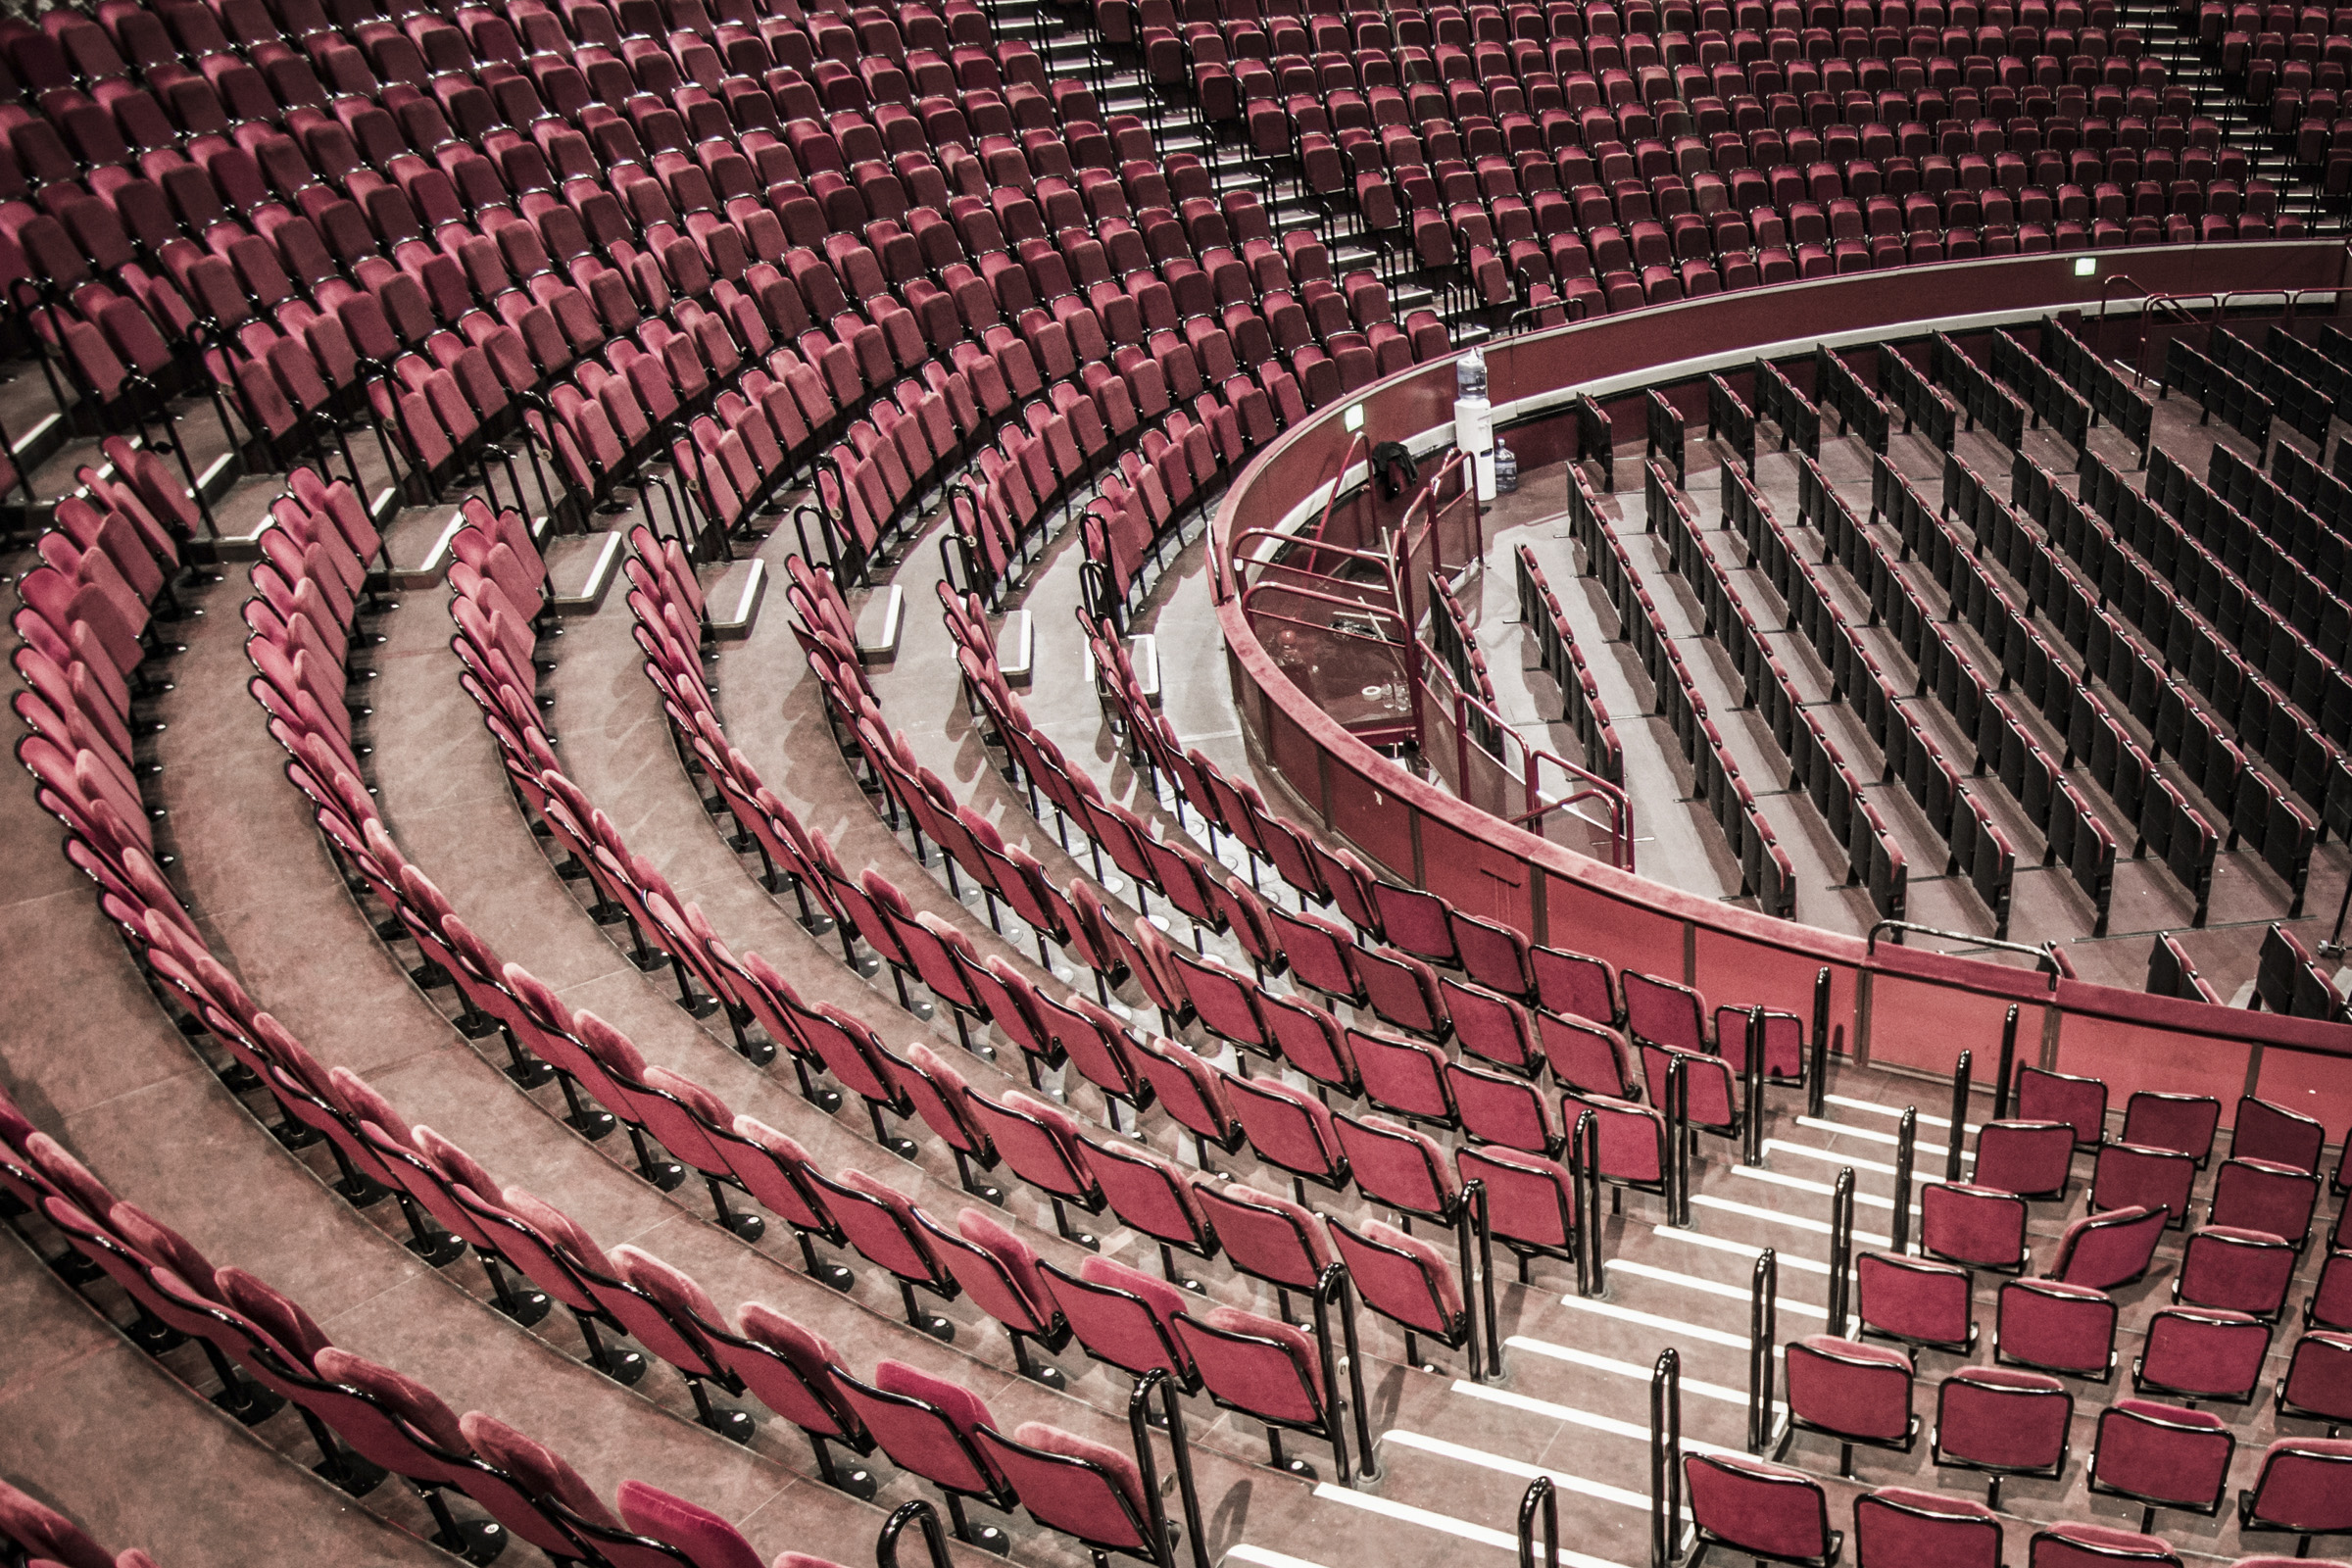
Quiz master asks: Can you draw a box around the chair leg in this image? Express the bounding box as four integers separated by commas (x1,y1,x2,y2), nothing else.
624,1127,685,1190
574,1311,647,1386
480,1253,553,1326
1051,1198,1100,1250
420,1484,507,1564
944,1494,1008,1554
868,1101,917,1160
708,1176,765,1241
901,1280,956,1341
1266,1425,1317,1481
685,1373,756,1444
808,1433,877,1498
1011,1332,1064,1388
796,1231,854,1291
954,1148,1004,1204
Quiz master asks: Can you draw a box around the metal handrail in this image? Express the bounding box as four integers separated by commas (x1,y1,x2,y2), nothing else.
1237,575,1409,635
1233,527,1402,578
1992,1004,2022,1120
1805,968,1832,1118
1746,1250,1778,1455
1520,1476,1560,1568
1220,434,1374,599
2129,291,2223,388
1946,1050,1973,1182
1435,676,1636,870
1472,1179,1501,1380
1864,919,2063,987
1649,1350,1684,1568
1890,1107,1918,1255
1666,1054,1692,1228
876,1500,952,1568
1310,1261,1380,1482
1129,1369,1211,1568
1309,429,1373,546
1740,1004,1767,1168
1571,1108,1603,1298
1826,1169,1856,1338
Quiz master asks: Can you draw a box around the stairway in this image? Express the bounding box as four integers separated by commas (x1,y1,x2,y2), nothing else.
2117,0,2346,226
1009,0,1482,339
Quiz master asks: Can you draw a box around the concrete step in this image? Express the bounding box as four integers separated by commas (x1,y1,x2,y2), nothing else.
548,528,623,616
704,553,767,641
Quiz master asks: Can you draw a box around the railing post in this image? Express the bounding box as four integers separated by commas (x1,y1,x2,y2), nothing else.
1313,1262,1380,1482
1520,1476,1559,1568
1946,1049,1972,1183
1747,1250,1779,1455
1741,1004,1767,1167
1891,1106,1917,1255
1806,967,1831,1117
1465,1179,1501,1381
1992,1003,2021,1120
876,1500,953,1568
1667,1054,1692,1228
1572,1110,1603,1298
1650,1350,1684,1568
1827,1169,1855,1338
1127,1370,1211,1568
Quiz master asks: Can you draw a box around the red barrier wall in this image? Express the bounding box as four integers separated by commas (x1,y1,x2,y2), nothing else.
1212,241,2352,1137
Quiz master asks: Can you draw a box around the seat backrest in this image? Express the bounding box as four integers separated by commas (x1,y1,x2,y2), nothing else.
2308,1253,2352,1333
2279,1332,2352,1426
1853,1489,2001,1568
2178,1225,2296,1317
1170,1305,1325,1427
2049,1204,2165,1290
2243,1438,2352,1534
976,1423,1155,1554
2026,1523,2180,1568
1786,1336,1913,1441
1855,1251,1972,1348
1224,1073,1346,1186
1685,1453,1833,1564
1458,1146,1577,1255
1918,1182,2028,1271
1042,1258,1191,1380
1935,1367,2070,1474
1193,1176,1331,1291
1335,1112,1457,1218
835,1362,1004,1497
1623,969,1705,1051
2137,1306,2269,1400
1537,1009,1634,1098
2088,1142,2196,1222
2120,1091,2220,1164
2209,1157,2319,1243
1994,1279,2117,1379
2015,1065,2107,1150
1565,1092,1666,1185
1529,943,1618,1022
1972,1120,2076,1199
2231,1095,2325,1172
2090,1399,2234,1512
1327,1215,1461,1338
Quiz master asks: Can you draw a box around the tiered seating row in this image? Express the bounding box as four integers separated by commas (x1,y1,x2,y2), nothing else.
1948,453,2315,915
17,455,962,1563
1515,541,1629,783
1784,449,2021,932
2017,450,2352,867
1707,459,1914,919
1614,459,1802,915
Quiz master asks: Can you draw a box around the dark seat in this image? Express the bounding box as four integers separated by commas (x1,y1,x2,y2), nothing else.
1933,1365,2071,1506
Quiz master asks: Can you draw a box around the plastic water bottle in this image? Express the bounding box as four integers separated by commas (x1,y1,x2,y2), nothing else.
1455,345,1488,401
1494,440,1518,494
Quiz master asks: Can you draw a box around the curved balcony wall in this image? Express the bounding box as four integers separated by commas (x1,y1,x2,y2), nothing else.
1211,240,2352,1134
